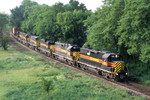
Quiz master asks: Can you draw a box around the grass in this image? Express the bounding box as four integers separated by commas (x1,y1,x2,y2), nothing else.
0,46,146,100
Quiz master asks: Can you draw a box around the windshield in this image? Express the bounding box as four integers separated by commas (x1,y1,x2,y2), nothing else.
108,55,123,62
72,46,80,52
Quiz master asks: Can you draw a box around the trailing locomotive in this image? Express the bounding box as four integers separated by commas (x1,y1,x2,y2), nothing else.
12,28,128,81
19,32,30,45
39,39,55,56
53,42,80,65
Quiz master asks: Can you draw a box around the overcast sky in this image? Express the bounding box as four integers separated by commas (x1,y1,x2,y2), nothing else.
0,0,103,14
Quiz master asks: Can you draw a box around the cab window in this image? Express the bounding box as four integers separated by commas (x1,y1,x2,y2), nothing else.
110,55,122,61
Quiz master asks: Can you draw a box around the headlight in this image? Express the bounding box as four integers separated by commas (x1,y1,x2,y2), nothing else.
125,73,128,75
115,55,118,58
116,73,118,75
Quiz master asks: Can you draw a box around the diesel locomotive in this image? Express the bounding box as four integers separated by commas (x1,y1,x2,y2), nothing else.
12,28,128,81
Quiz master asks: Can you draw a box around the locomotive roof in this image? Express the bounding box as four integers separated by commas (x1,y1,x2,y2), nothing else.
67,45,79,50
30,35,38,38
67,45,73,50
20,32,27,35
102,52,119,59
55,41,72,46
41,39,55,44
41,39,54,42
81,48,111,53
81,47,118,58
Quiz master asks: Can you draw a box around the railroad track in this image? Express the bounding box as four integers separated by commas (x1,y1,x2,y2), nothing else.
10,33,150,100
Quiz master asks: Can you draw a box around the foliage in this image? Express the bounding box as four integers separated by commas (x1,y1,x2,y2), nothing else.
65,0,87,12
0,13,9,50
84,0,125,51
9,0,38,28
34,5,61,40
117,0,150,63
21,5,49,34
19,0,89,44
1,36,10,50
41,76,57,97
9,5,25,28
57,10,91,46
0,13,8,29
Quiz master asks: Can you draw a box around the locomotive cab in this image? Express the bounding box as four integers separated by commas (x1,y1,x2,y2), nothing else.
67,45,80,52
67,45,80,65
29,36,40,50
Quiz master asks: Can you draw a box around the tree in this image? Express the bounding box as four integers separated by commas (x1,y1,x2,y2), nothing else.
11,0,89,44
21,3,66,39
65,0,87,12
57,10,90,46
35,4,63,40
84,0,125,51
9,0,38,29
0,13,9,50
41,76,57,97
117,0,150,63
0,13,8,31
21,5,48,34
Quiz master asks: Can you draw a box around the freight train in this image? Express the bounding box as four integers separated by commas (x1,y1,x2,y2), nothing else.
12,28,128,81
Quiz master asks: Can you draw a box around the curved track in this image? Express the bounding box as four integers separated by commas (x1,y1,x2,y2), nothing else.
10,33,150,100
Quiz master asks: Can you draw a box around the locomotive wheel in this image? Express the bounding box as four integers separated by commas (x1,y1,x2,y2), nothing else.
77,63,80,68
98,71,102,75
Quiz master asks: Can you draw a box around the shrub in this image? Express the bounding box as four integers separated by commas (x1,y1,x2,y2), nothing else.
41,76,57,97
1,36,10,50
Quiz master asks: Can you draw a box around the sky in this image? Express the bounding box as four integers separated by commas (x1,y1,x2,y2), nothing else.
0,0,103,14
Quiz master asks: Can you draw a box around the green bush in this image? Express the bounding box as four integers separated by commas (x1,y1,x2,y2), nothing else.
127,62,150,84
1,36,10,50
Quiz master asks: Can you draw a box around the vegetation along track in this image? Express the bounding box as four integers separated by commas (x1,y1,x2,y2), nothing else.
10,33,150,100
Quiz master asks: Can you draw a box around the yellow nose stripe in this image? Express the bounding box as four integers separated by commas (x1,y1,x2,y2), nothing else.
115,62,124,72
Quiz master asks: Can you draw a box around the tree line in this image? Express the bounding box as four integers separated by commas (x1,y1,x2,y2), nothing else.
7,0,150,81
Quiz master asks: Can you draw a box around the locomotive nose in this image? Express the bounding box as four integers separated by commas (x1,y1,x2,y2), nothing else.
113,61,124,73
